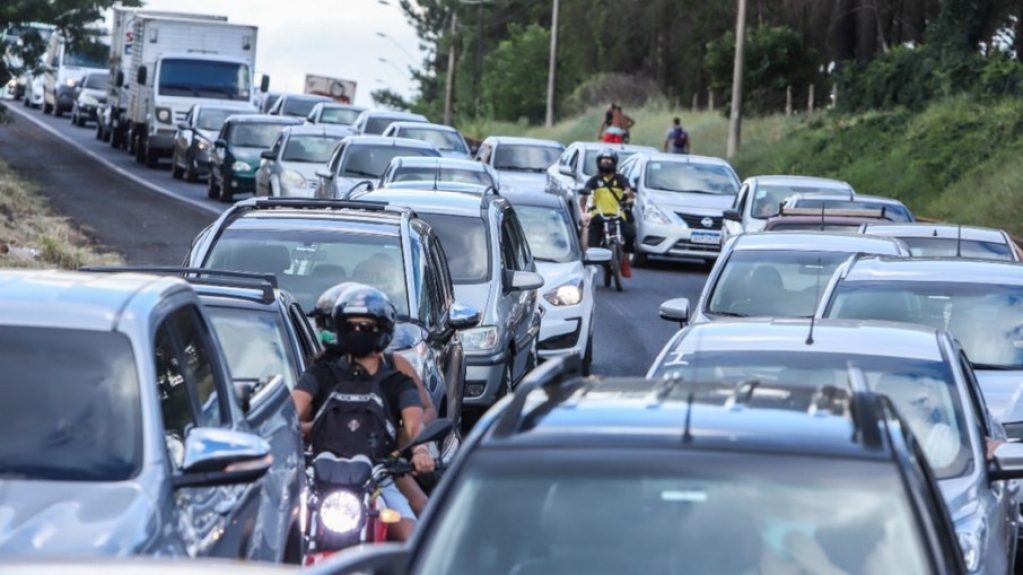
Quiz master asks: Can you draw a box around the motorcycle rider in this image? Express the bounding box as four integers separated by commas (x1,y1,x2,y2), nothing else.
292,282,435,542
578,148,637,278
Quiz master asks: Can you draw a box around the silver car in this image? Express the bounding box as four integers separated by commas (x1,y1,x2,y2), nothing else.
171,102,258,182
314,135,441,199
380,121,473,159
647,317,1022,575
784,192,915,222
350,109,429,135
618,152,741,267
475,135,564,193
69,70,108,127
816,255,1023,442
0,269,304,561
255,124,355,198
546,141,657,225
305,102,367,126
722,175,856,245
858,222,1022,261
663,231,910,326
377,156,498,189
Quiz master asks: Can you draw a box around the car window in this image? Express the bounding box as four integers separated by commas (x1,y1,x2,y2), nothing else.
430,234,456,311
643,161,739,194
366,115,424,135
583,150,648,177
493,144,561,173
340,144,440,178
328,142,347,172
499,211,530,272
283,98,323,117
282,135,346,163
167,306,223,428
410,229,434,326
289,302,319,367
898,237,1012,259
387,166,493,186
791,199,912,223
398,127,468,153
196,108,237,132
320,107,362,125
735,183,749,212
156,322,195,448
206,305,298,390
83,72,108,89
418,214,491,283
228,123,289,148
751,185,849,220
515,204,577,263
958,350,994,437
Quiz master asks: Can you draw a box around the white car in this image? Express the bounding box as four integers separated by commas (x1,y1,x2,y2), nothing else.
474,135,564,193
500,190,610,374
722,175,856,245
547,141,657,225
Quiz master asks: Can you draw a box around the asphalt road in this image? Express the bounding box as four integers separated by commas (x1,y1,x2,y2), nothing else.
0,100,711,376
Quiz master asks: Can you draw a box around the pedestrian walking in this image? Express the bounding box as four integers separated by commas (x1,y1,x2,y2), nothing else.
664,117,690,154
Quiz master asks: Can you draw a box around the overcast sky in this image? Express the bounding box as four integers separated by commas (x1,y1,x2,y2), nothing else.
121,0,424,107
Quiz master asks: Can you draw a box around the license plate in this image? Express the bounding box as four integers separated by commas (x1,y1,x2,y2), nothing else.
690,231,721,245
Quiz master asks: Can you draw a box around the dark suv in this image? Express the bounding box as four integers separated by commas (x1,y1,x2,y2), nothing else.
184,198,481,445
313,355,977,575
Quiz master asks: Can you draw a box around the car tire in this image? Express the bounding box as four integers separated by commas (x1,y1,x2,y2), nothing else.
582,335,594,376
144,141,159,169
207,170,221,199
54,104,64,118
94,120,103,140
218,179,234,203
42,100,52,115
185,155,198,183
133,134,145,164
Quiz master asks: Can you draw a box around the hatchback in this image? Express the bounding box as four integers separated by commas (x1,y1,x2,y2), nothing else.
171,102,258,182
314,135,441,199
208,114,304,203
381,121,472,159
255,124,356,198
475,136,564,194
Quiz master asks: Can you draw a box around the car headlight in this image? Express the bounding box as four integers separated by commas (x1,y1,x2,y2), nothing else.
642,204,672,225
196,137,211,151
544,280,583,306
957,529,983,572
64,77,76,88
81,94,99,106
461,325,500,352
319,490,364,534
232,161,253,172
282,170,306,188
155,107,172,124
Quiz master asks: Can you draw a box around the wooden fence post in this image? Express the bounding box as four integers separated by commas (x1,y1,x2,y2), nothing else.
785,85,793,116
708,90,715,112
808,84,815,114
692,92,698,113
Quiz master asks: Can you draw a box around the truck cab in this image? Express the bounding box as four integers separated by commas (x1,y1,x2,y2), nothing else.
42,30,108,117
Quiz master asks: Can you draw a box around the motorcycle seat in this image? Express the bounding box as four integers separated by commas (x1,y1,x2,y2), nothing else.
312,452,374,486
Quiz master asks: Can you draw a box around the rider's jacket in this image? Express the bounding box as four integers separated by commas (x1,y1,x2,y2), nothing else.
582,173,630,217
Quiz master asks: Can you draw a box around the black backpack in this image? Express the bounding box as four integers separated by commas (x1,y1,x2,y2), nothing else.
309,356,401,462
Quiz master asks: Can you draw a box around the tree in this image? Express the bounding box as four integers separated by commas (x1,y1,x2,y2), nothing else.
371,88,412,111
481,23,552,123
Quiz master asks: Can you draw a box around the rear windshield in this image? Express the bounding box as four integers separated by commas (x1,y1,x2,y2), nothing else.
228,122,291,148
792,199,913,222
206,306,297,390
340,144,440,179
493,144,561,173
398,127,468,153
283,98,325,118
388,166,493,187
282,135,345,163
0,326,142,481
418,214,491,283
900,237,1013,260
643,161,739,194
366,115,425,135
320,107,363,125
83,73,108,89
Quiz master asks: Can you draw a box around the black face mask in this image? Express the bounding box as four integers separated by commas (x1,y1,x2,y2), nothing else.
599,162,615,174
339,331,379,358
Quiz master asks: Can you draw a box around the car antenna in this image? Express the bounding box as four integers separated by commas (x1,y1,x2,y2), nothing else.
956,224,963,257
807,256,823,345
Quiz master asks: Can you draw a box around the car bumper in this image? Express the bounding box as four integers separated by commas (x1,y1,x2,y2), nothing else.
462,350,508,408
636,220,723,260
56,86,76,107
225,171,257,193
78,103,101,119
280,182,318,198
147,130,177,152
536,302,590,360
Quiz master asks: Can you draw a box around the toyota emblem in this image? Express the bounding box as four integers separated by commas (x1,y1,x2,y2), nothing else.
701,217,714,228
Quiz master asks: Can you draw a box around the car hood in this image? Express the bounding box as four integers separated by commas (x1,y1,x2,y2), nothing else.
976,370,1023,423
535,260,585,296
279,160,324,181
453,283,492,324
643,189,735,211
231,147,264,166
0,479,157,555
196,128,218,142
497,170,547,192
79,88,106,100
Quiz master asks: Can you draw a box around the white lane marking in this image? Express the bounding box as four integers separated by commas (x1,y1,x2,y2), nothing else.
5,103,222,216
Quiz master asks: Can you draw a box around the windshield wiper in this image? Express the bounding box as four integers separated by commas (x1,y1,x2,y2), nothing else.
971,363,1023,371
532,256,559,263
709,310,750,317
343,169,380,178
159,83,201,97
672,189,718,195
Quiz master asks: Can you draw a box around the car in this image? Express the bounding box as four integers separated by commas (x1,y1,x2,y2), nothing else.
207,114,304,203
858,222,1022,261
258,91,281,114
474,136,565,193
546,141,657,221
376,156,498,190
617,152,742,267
0,269,304,561
669,231,910,326
783,193,915,222
646,317,1021,575
350,109,429,135
184,197,481,447
312,354,979,575
306,102,368,126
722,175,856,244
0,558,296,575
351,187,545,416
255,124,356,198
68,70,108,127
171,102,258,183
815,255,1023,442
313,135,441,199
762,206,893,233
267,93,333,118
380,121,472,159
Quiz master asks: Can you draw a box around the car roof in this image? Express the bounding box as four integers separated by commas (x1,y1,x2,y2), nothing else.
389,121,458,132
860,222,1008,242
571,141,658,153
391,156,486,170
361,110,428,119
765,215,880,227
377,181,490,194
356,189,493,217
282,93,332,102
0,269,189,331
749,175,854,189
342,135,439,150
854,194,908,205
497,189,567,209
485,135,564,148
224,114,303,125
842,255,1023,285
316,102,366,110
282,124,356,137
637,152,735,168
228,203,407,236
732,231,908,255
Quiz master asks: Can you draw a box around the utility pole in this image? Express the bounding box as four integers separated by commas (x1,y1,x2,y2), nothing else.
444,12,458,125
544,0,560,127
726,0,748,159
475,0,483,117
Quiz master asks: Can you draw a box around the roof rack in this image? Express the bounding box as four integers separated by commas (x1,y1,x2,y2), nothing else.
779,206,886,219
491,354,585,438
250,197,391,212
79,266,278,304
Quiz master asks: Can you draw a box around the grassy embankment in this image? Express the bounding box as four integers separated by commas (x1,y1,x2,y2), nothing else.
464,97,1023,237
0,160,122,269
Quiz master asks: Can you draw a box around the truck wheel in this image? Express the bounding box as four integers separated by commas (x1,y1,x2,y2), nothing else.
54,103,64,118
133,134,145,164
144,142,160,169
42,100,52,115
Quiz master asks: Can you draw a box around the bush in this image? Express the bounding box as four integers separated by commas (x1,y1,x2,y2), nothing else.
561,73,664,117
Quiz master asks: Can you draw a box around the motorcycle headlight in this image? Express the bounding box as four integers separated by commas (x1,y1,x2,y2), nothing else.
544,280,583,306
282,169,306,188
232,161,253,172
320,490,364,534
461,325,500,352
643,204,672,225
156,107,172,124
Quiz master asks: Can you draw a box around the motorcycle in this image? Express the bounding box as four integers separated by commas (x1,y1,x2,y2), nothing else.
302,418,453,566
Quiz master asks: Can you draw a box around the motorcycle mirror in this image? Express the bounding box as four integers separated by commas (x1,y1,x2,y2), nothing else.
407,418,453,451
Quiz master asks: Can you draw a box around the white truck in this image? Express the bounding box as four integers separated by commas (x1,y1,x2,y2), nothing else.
41,29,109,117
100,8,228,148
125,16,267,168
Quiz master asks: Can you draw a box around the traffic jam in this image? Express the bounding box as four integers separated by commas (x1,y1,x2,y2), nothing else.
3,4,1023,575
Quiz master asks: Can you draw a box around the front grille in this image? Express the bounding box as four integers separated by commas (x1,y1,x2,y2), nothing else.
676,213,722,229
173,110,188,124
670,241,721,253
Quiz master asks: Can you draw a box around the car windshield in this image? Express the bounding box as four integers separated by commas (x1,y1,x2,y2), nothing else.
398,127,468,153
751,185,851,220
649,350,972,480
792,199,912,222
493,144,562,172
0,326,142,481
282,135,344,163
644,161,739,194
366,115,424,135
515,204,577,263
387,166,493,187
825,280,1023,369
228,123,289,148
158,58,250,101
206,306,297,390
707,250,853,318
283,98,324,118
899,237,1013,260
203,230,409,315
417,214,490,283
64,45,107,69
413,450,930,575
196,108,239,132
582,149,645,176
320,107,362,125
83,73,108,89
340,145,439,179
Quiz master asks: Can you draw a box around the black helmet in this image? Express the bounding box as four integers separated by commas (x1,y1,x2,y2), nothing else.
596,148,618,173
312,282,359,348
331,283,397,354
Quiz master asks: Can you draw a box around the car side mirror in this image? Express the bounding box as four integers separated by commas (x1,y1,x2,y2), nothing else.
449,302,481,330
136,65,147,85
214,139,227,149
177,122,188,131
315,168,332,179
557,163,573,177
172,428,272,489
723,208,741,222
989,442,1023,481
260,149,276,160
659,297,690,327
503,270,544,292
234,380,256,412
260,74,270,93
583,247,612,265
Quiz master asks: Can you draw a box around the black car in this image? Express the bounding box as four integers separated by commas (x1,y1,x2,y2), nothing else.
184,197,482,451
208,115,304,203
267,93,333,119
312,355,974,575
